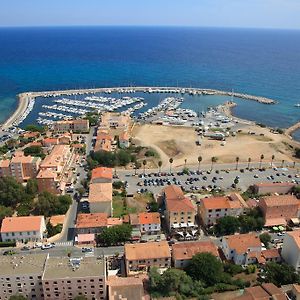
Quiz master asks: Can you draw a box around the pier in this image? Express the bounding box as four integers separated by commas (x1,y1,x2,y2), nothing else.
285,121,300,138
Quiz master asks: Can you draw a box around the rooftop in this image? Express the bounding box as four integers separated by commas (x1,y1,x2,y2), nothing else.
164,185,184,201
0,159,10,168
76,213,108,229
1,216,44,233
254,182,295,187
36,168,57,179
43,256,105,280
139,212,160,225
0,254,47,276
260,195,299,207
49,215,65,227
40,144,70,169
11,152,35,164
125,241,171,261
56,119,88,125
91,167,113,181
224,233,261,255
172,241,219,261
285,231,300,249
89,182,112,203
166,197,195,213
201,193,245,210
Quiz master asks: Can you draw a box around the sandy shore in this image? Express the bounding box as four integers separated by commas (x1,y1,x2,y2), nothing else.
1,93,30,130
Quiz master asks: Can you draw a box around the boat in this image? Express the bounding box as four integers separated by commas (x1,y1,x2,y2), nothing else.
295,104,300,107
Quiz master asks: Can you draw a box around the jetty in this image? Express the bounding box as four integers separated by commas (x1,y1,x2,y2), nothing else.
0,86,277,129
285,121,300,138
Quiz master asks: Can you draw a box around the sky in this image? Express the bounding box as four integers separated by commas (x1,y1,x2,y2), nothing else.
0,0,300,29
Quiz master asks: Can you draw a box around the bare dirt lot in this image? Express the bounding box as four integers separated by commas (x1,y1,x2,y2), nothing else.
132,124,299,169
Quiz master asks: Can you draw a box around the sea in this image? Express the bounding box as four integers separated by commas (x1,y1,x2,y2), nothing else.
0,26,300,139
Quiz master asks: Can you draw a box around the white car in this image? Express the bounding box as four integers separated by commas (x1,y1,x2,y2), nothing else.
41,243,55,250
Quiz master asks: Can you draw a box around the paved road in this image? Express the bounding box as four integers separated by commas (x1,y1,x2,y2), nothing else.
116,164,299,196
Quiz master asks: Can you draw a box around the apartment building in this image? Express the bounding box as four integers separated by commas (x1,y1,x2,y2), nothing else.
0,254,47,300
100,112,130,130
0,152,41,183
0,216,46,243
124,241,171,276
75,213,108,235
119,131,130,148
37,145,73,194
53,119,89,133
138,212,161,235
88,182,113,216
282,231,300,271
42,256,106,300
94,131,113,152
253,182,295,195
172,241,219,269
198,193,247,226
163,185,196,233
91,167,113,184
258,194,300,227
221,233,262,265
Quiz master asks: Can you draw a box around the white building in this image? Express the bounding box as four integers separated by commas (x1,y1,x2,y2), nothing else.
0,216,46,243
221,233,262,265
138,212,161,235
281,231,300,271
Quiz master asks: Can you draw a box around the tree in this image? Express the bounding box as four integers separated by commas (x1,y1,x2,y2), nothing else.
25,179,38,196
214,216,240,236
158,160,162,173
96,224,132,246
24,124,44,133
247,157,252,169
142,160,147,175
296,148,300,159
186,252,223,286
169,158,173,173
46,222,63,237
24,145,45,158
259,232,271,247
197,156,203,171
184,158,187,169
9,295,27,300
149,201,159,212
263,262,300,286
259,154,264,169
281,159,285,168
73,296,88,300
271,154,275,168
235,157,240,170
0,205,13,220
211,156,218,171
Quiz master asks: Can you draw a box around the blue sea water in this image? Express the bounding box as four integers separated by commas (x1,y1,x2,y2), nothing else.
0,26,300,135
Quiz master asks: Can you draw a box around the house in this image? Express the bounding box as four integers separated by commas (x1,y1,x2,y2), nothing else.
75,213,108,235
43,138,59,147
234,283,287,300
94,130,114,152
124,241,171,276
75,233,96,246
88,182,113,216
53,119,89,133
281,231,300,271
107,217,123,227
139,212,161,235
0,216,46,242
119,131,130,148
198,193,247,226
172,241,219,269
258,194,300,227
91,167,113,183
253,182,295,195
49,215,65,227
100,112,130,130
36,169,61,194
290,284,300,300
221,233,262,265
0,159,11,177
163,185,196,234
261,248,281,264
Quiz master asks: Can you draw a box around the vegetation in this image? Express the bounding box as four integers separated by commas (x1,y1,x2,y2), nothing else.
293,185,300,199
96,224,132,246
0,241,16,248
148,201,159,212
35,192,72,217
46,222,63,237
295,148,300,159
84,111,99,126
24,145,45,158
145,149,157,157
112,181,124,189
259,232,271,247
24,124,45,133
9,295,27,300
214,216,240,236
0,144,9,155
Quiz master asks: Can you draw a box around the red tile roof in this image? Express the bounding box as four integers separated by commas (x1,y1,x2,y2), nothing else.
76,213,108,229
139,212,160,225
91,167,113,180
224,233,261,255
1,216,44,233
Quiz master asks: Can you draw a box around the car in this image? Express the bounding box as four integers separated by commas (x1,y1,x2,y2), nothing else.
21,245,31,251
254,174,259,178
41,243,54,250
81,247,93,253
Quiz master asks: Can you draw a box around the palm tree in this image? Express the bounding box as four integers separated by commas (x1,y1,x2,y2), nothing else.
281,159,285,168
142,160,147,175
158,161,162,173
184,159,187,169
293,161,296,168
235,157,240,170
197,156,202,171
169,158,173,173
211,156,218,171
271,154,275,168
247,157,252,169
259,154,264,169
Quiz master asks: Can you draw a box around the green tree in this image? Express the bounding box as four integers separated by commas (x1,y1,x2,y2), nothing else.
259,232,271,247
235,157,240,170
281,159,285,168
197,156,203,171
247,157,252,169
25,124,44,133
149,201,159,212
214,216,240,236
186,252,223,286
211,156,218,171
271,154,275,168
46,222,63,237
263,262,300,286
259,154,264,169
158,160,163,173
295,148,300,159
96,224,132,246
0,205,13,220
169,157,173,173
25,179,38,196
24,145,45,158
9,295,27,300
142,160,147,175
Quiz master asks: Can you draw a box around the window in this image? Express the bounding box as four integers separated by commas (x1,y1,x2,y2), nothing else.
27,232,31,235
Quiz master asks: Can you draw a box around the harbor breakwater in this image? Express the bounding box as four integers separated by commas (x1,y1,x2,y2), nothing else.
1,86,277,129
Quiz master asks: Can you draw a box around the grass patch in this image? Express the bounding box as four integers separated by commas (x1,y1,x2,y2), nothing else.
113,195,137,217
156,139,181,157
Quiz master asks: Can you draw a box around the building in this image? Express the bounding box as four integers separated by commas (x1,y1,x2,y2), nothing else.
172,241,219,269
253,182,295,195
91,167,113,184
198,193,247,226
281,231,300,271
261,248,281,264
139,212,161,235
75,213,108,235
0,254,47,300
100,112,130,129
258,194,300,227
42,138,59,147
94,131,113,152
88,182,113,216
1,216,46,243
124,241,171,276
42,256,106,300
107,275,149,300
290,284,300,300
221,233,262,265
119,131,130,148
37,145,74,194
53,119,89,133
234,283,287,300
163,185,196,234
0,159,11,177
